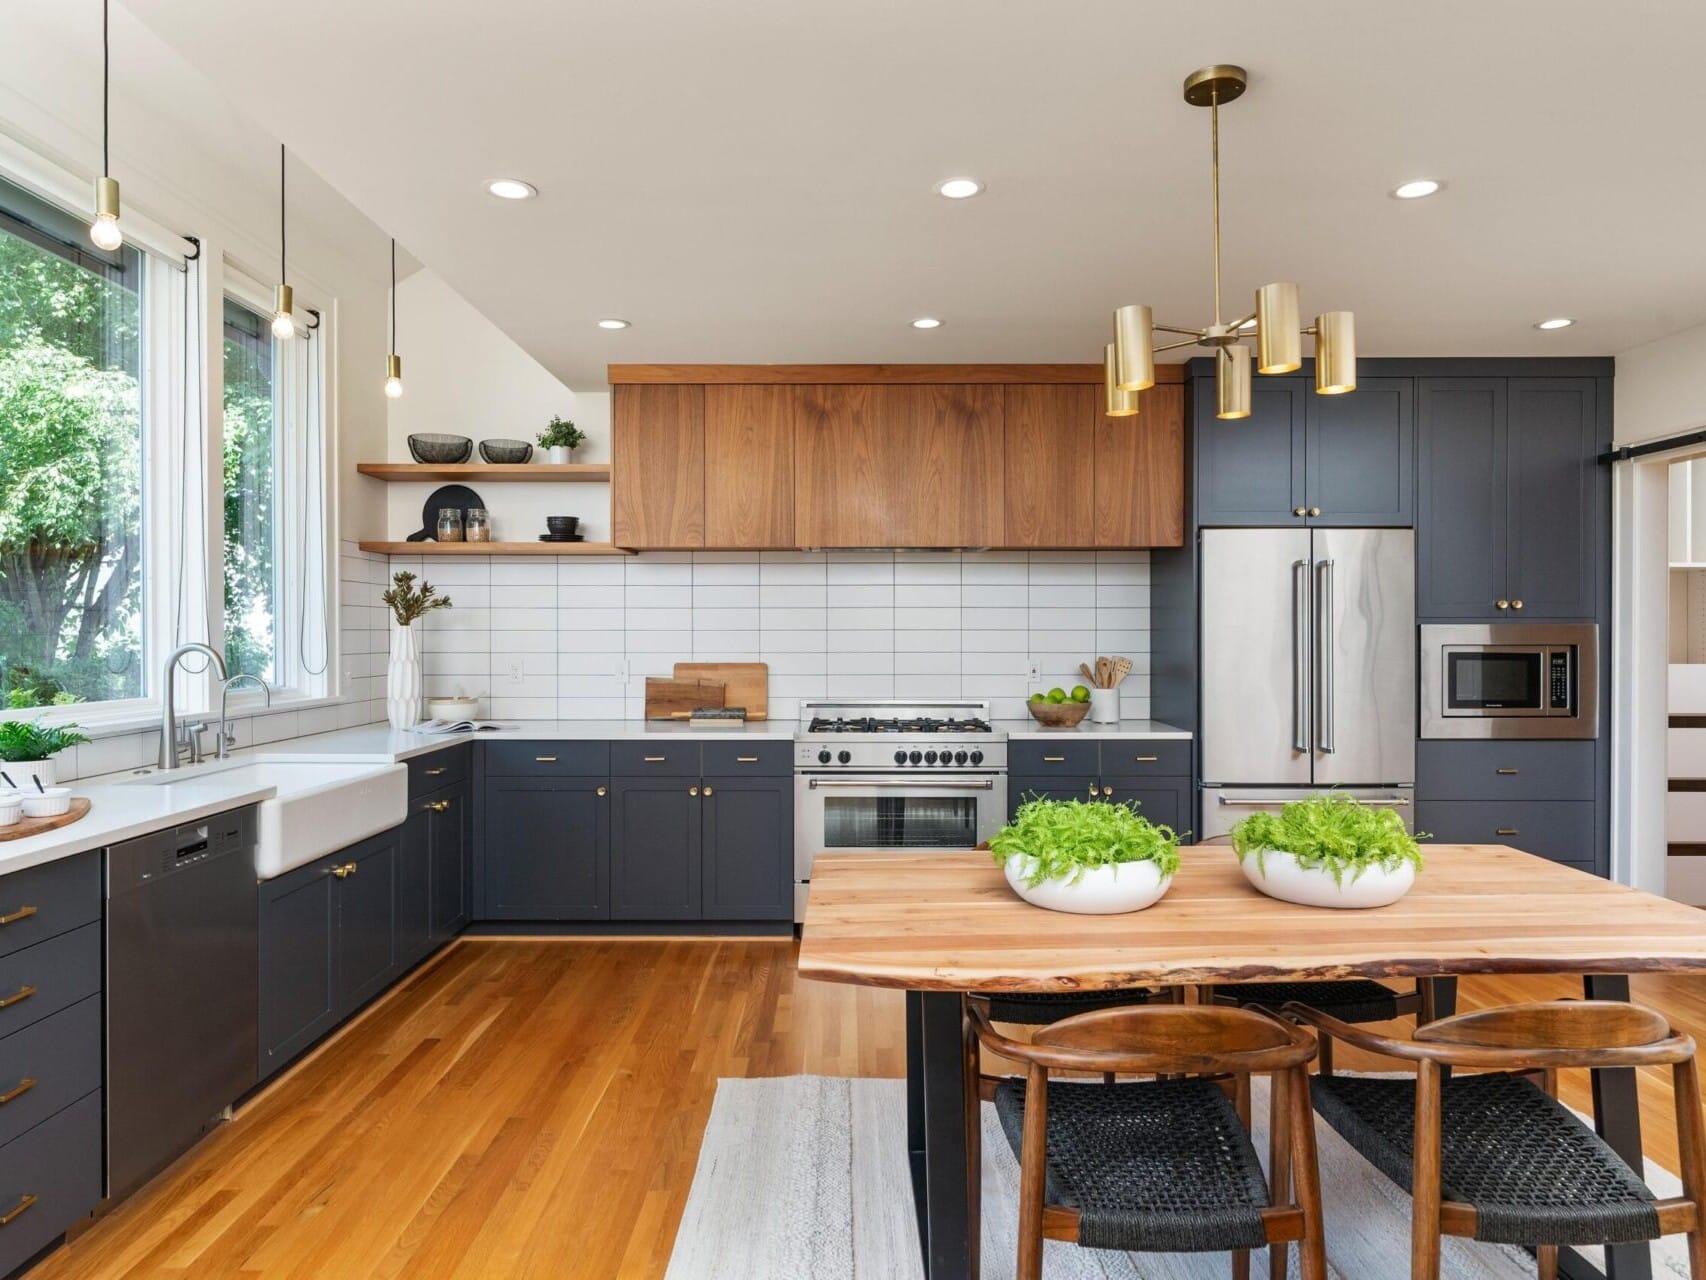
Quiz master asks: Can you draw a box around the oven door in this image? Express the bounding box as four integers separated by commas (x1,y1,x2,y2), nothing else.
793,774,1006,882
1440,645,1549,717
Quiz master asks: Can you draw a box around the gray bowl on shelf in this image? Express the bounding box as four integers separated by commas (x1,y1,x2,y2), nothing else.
479,438,534,464
408,433,473,464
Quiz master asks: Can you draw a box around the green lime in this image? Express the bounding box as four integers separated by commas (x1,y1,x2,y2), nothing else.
1047,687,1067,704
1029,692,1045,702
1071,685,1091,702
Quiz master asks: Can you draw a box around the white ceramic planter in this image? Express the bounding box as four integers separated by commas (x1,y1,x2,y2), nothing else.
1088,687,1121,723
547,445,574,464
387,623,424,729
8,758,56,789
1239,848,1417,909
1004,854,1173,915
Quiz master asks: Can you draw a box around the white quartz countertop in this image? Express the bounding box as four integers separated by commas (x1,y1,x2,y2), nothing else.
995,718,1192,740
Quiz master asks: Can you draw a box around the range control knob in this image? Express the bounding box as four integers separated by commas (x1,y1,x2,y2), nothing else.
924,750,939,765
908,750,923,765
969,749,984,765
817,749,832,765
837,750,852,764
893,749,908,765
954,750,968,765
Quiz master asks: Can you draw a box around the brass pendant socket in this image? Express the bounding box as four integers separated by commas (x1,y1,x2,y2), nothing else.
1314,311,1357,395
1103,343,1139,417
94,175,121,220
387,353,403,381
1113,303,1155,392
1256,282,1302,374
274,282,294,318
1216,344,1252,420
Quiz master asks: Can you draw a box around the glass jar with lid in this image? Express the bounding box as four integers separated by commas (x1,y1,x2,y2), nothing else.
465,507,491,543
436,508,464,542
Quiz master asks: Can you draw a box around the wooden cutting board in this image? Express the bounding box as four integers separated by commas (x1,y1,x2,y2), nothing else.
644,677,725,721
673,662,768,721
0,797,91,842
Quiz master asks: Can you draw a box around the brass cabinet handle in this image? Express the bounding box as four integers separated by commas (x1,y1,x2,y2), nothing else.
596,785,607,797
0,906,36,927
736,756,758,763
424,767,447,776
534,756,558,763
427,800,451,813
1496,599,1510,610
689,786,700,797
0,986,35,1010
0,1193,36,1227
1293,507,1306,517
644,756,667,763
1309,507,1322,517
1133,755,1158,763
703,786,714,797
1495,828,1519,837
1043,756,1066,763
1512,599,1524,610
1496,767,1519,775
0,1078,35,1106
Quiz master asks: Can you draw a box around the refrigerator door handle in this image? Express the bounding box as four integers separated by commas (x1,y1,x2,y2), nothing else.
1316,558,1336,754
1292,559,1310,754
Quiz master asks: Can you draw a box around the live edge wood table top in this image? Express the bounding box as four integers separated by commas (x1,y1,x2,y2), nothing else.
796,846,1706,992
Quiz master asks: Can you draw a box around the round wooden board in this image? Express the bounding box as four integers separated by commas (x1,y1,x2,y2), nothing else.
0,797,92,842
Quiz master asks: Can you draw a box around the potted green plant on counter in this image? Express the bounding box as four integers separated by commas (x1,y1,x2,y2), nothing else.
538,416,586,464
382,571,452,729
0,720,89,789
1230,792,1425,909
991,796,1182,914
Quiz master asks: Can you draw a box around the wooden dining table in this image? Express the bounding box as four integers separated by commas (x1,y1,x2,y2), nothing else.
797,845,1706,1280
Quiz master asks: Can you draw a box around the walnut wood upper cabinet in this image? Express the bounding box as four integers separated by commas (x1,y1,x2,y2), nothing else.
611,384,705,548
1094,382,1184,547
794,384,1004,547
704,385,794,547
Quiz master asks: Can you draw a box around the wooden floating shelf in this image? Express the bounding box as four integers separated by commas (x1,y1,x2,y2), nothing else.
356,463,611,483
358,540,633,556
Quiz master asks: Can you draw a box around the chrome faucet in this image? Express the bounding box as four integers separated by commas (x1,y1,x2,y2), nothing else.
157,642,227,770
216,673,271,759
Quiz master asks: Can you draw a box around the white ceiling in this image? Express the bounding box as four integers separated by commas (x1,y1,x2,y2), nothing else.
124,0,1706,388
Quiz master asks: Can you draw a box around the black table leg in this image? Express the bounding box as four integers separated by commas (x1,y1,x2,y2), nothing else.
1423,976,1457,1023
905,990,972,1279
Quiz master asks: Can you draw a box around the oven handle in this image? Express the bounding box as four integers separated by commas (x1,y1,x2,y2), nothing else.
804,777,997,790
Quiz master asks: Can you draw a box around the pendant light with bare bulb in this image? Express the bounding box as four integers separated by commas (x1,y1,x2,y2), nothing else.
89,0,123,251
272,145,295,340
384,238,403,398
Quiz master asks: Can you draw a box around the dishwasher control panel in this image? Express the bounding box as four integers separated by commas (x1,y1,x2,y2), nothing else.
107,805,256,892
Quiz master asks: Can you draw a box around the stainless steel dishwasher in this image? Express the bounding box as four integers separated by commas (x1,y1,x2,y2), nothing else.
106,806,259,1198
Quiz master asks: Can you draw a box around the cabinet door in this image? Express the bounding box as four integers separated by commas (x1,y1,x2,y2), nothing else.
1096,383,1185,547
482,778,610,920
1416,378,1508,619
1506,378,1598,618
428,780,472,941
1305,377,1413,526
705,384,794,548
1003,384,1095,547
1195,377,1306,526
701,776,792,920
1008,776,1099,819
1102,778,1189,836
610,778,702,920
258,855,338,1079
611,383,705,548
336,832,399,1015
396,802,432,970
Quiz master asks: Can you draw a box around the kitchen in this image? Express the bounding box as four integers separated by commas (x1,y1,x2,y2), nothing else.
2,3,1706,1279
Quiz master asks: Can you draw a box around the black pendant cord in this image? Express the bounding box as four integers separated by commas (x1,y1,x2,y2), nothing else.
101,0,110,175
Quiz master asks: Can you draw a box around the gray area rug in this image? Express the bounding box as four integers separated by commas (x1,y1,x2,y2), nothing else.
665,1075,1694,1279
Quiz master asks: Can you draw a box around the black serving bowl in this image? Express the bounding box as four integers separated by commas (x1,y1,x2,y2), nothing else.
545,515,579,534
408,433,473,464
479,438,534,464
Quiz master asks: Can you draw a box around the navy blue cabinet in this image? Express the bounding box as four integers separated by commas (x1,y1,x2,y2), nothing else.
1007,739,1192,837
335,831,399,1014
701,775,793,920
1102,780,1189,835
1506,378,1598,619
610,778,703,920
1305,377,1413,526
1195,378,1306,526
258,855,339,1079
428,778,473,942
481,777,610,920
1417,378,1507,618
396,803,432,971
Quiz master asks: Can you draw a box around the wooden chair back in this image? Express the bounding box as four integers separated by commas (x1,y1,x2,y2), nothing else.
1414,1000,1673,1051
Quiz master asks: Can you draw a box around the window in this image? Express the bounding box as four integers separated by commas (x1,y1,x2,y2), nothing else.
222,299,276,681
0,177,145,707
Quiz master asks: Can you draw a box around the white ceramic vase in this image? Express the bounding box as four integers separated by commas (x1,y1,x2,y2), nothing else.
1088,687,1121,723
387,623,423,729
1004,854,1173,915
1239,848,1417,909
547,445,574,464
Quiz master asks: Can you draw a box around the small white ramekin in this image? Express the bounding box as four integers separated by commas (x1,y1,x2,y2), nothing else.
0,798,20,827
20,788,71,819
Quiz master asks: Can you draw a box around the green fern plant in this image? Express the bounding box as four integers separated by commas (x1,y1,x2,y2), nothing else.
990,796,1182,887
0,720,89,762
1230,792,1425,886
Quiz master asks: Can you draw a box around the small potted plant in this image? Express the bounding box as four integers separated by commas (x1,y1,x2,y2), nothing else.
1230,792,1426,909
991,796,1181,915
0,720,90,789
382,571,452,729
538,416,587,464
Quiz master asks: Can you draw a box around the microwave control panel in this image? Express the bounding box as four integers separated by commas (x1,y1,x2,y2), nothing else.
1548,650,1574,713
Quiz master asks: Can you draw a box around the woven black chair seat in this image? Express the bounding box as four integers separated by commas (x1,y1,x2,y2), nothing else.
983,987,1160,1025
994,1077,1271,1253
1312,1071,1659,1246
1214,979,1403,1024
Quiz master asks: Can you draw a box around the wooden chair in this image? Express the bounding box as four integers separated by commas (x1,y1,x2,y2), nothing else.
1207,980,1427,1073
968,1000,1328,1280
1285,999,1706,1280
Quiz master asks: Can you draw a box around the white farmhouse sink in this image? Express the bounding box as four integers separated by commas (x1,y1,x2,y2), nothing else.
125,761,408,879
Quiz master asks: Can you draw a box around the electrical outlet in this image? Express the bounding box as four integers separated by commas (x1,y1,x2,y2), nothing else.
502,657,525,686
1026,660,1041,683
616,657,631,683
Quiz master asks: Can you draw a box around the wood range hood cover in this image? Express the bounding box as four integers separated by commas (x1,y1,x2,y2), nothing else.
608,364,1186,553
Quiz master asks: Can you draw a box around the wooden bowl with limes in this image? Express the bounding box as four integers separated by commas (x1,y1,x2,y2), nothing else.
1026,697,1091,728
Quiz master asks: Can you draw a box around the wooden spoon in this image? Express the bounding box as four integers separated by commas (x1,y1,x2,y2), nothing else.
1110,656,1134,687
1080,663,1098,689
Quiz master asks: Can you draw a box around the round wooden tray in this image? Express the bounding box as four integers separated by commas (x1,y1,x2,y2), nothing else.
0,797,91,843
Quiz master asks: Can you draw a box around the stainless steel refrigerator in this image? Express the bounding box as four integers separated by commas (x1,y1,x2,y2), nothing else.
1198,527,1415,840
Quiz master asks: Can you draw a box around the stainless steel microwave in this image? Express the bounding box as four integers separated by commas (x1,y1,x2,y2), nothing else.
1419,623,1598,740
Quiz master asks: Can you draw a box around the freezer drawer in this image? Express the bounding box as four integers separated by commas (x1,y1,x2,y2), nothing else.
1198,786,1415,843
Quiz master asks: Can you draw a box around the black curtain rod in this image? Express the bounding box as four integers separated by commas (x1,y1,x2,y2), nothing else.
1600,428,1706,465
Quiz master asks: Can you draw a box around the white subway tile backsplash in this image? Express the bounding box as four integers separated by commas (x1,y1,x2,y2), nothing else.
895,607,960,630
694,607,760,631
761,628,829,653
762,607,829,631
830,607,895,630
626,584,693,609
490,561,556,586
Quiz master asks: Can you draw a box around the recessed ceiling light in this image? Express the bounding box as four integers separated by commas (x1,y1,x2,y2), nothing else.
1535,317,1574,330
911,317,943,329
596,318,630,330
485,178,537,200
934,178,983,200
1392,179,1442,200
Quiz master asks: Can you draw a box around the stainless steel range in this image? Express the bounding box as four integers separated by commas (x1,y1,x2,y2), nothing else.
793,700,1008,920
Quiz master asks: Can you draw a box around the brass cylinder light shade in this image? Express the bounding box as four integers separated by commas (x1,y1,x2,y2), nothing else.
1113,303,1155,391
1104,344,1139,417
1216,344,1251,419
1314,311,1357,394
1256,282,1301,374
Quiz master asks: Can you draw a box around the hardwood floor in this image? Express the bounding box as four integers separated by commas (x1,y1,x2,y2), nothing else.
27,940,1706,1278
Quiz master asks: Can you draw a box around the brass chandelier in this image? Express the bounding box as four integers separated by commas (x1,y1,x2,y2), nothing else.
1105,65,1356,420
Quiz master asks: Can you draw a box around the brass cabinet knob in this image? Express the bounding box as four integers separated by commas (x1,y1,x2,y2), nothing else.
331,862,358,879
1293,507,1306,517
1101,786,1114,797
1512,599,1524,610
703,786,714,797
1088,783,1098,799
689,786,700,797
596,785,607,797
1309,507,1322,517
1496,599,1510,610
425,800,450,813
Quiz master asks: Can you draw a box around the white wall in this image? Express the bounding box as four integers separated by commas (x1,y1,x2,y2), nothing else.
384,269,610,543
1617,320,1706,447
